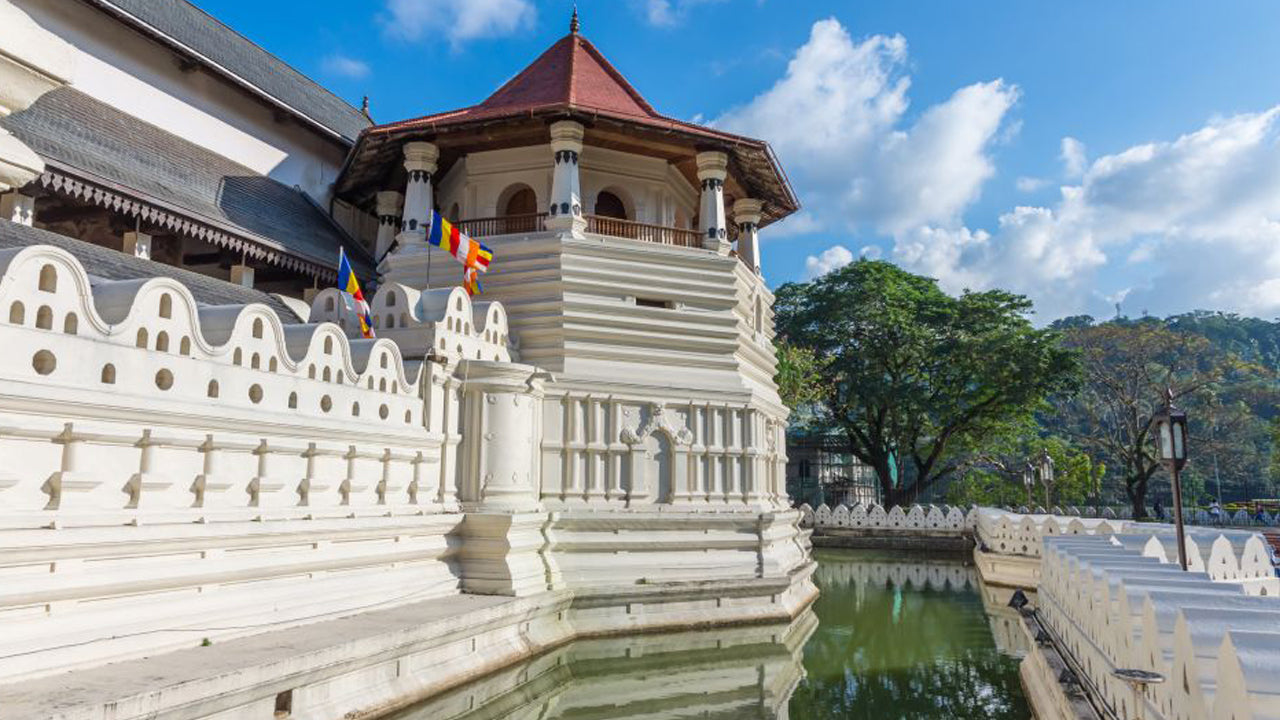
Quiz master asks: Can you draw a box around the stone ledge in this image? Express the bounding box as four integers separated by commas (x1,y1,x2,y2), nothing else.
0,573,818,720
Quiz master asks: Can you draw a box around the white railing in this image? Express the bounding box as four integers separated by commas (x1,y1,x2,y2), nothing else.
1036,534,1280,720
797,502,976,533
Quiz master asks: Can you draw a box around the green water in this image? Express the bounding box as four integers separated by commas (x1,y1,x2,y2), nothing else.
791,549,1030,719
383,549,1030,719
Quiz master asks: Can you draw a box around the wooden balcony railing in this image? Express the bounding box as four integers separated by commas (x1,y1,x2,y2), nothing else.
585,215,703,248
457,213,547,238
456,212,704,250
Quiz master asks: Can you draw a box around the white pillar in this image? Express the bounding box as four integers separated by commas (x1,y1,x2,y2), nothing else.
732,198,763,273
396,141,439,252
230,263,254,288
697,151,730,254
374,190,404,261
0,191,35,225
547,120,586,234
123,230,152,260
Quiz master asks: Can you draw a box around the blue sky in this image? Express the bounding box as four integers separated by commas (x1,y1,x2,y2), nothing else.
198,0,1280,321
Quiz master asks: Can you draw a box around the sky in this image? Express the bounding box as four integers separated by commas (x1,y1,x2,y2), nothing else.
196,0,1280,323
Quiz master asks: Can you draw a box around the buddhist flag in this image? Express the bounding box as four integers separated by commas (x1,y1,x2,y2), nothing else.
337,247,374,339
427,210,493,296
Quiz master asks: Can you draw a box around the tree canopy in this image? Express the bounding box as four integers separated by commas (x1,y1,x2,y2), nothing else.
774,259,1079,506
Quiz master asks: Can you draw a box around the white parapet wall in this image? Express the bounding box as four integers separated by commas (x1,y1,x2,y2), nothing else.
0,242,816,717
1032,534,1280,720
797,502,976,533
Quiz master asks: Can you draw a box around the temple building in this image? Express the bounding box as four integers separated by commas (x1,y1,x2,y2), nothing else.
0,3,814,719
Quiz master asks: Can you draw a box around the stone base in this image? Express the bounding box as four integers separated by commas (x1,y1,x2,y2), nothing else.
973,546,1042,589
0,570,818,720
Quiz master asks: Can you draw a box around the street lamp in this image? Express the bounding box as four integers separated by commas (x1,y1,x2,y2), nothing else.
1037,448,1055,509
1153,388,1190,571
1112,668,1165,720
1022,461,1036,508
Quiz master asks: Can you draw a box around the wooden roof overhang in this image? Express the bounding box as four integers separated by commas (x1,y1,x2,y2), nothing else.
335,106,799,228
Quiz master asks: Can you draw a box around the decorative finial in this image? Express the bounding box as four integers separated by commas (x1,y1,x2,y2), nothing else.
360,95,371,119
570,4,579,34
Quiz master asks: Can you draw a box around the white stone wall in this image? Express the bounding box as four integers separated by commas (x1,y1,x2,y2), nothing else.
1037,534,1280,720
0,242,816,689
798,502,975,533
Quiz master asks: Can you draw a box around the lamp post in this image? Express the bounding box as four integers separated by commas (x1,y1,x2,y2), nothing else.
1022,461,1036,508
1112,668,1165,720
1037,448,1055,509
1153,388,1190,571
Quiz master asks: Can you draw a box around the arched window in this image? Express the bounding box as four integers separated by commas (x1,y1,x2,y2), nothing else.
63,313,78,335
159,294,173,319
38,264,57,293
101,364,116,384
503,186,537,216
8,301,24,325
594,191,627,220
207,380,219,398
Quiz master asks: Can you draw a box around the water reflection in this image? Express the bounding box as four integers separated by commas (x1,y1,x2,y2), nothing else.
382,550,1029,720
382,613,817,720
790,549,1030,719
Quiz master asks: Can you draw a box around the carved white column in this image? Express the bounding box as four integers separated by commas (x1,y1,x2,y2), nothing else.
547,120,586,234
456,360,553,596
375,190,404,261
396,141,440,251
697,151,730,254
733,198,763,273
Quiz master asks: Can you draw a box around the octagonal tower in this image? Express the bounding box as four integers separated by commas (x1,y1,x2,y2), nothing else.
334,13,800,510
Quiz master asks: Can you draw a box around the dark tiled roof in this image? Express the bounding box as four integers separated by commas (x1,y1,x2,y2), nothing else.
1,87,374,278
350,32,799,227
0,219,302,322
78,0,370,142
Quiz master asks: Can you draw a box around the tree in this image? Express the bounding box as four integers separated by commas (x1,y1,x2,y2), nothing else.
775,341,825,410
1057,323,1242,518
950,429,1103,509
774,260,1079,507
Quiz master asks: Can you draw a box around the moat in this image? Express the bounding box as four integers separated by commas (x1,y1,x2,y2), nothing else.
382,549,1031,719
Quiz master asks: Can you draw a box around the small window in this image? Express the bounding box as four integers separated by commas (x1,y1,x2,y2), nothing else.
351,401,360,417
36,305,52,330
159,293,172,319
380,354,388,369
288,391,298,409
233,348,242,366
269,357,278,372
385,315,395,329
155,369,173,390
38,264,57,293
323,367,331,382
325,297,335,312
101,364,116,384
251,352,260,370
324,336,333,355
207,380,219,398
308,364,316,379
320,395,332,413
248,384,263,404
155,331,169,352
386,294,396,307
179,337,191,355
379,404,389,420
63,313,78,335
136,328,149,348
379,378,387,392
252,318,264,339
8,301,24,325
635,298,672,309
404,410,412,424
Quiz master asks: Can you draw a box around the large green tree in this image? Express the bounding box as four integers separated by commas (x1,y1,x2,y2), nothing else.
1055,323,1244,518
774,260,1078,506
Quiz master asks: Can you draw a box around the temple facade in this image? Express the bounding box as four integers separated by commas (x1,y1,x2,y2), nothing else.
0,3,814,718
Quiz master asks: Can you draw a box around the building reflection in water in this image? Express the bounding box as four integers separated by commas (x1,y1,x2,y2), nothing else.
382,550,1030,720
381,610,818,720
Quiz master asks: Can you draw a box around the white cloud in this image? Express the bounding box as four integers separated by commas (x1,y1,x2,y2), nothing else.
1016,176,1047,192
1060,136,1087,178
891,107,1280,319
638,0,720,26
805,245,854,278
381,0,536,44
859,245,883,260
321,54,370,79
715,19,1018,237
